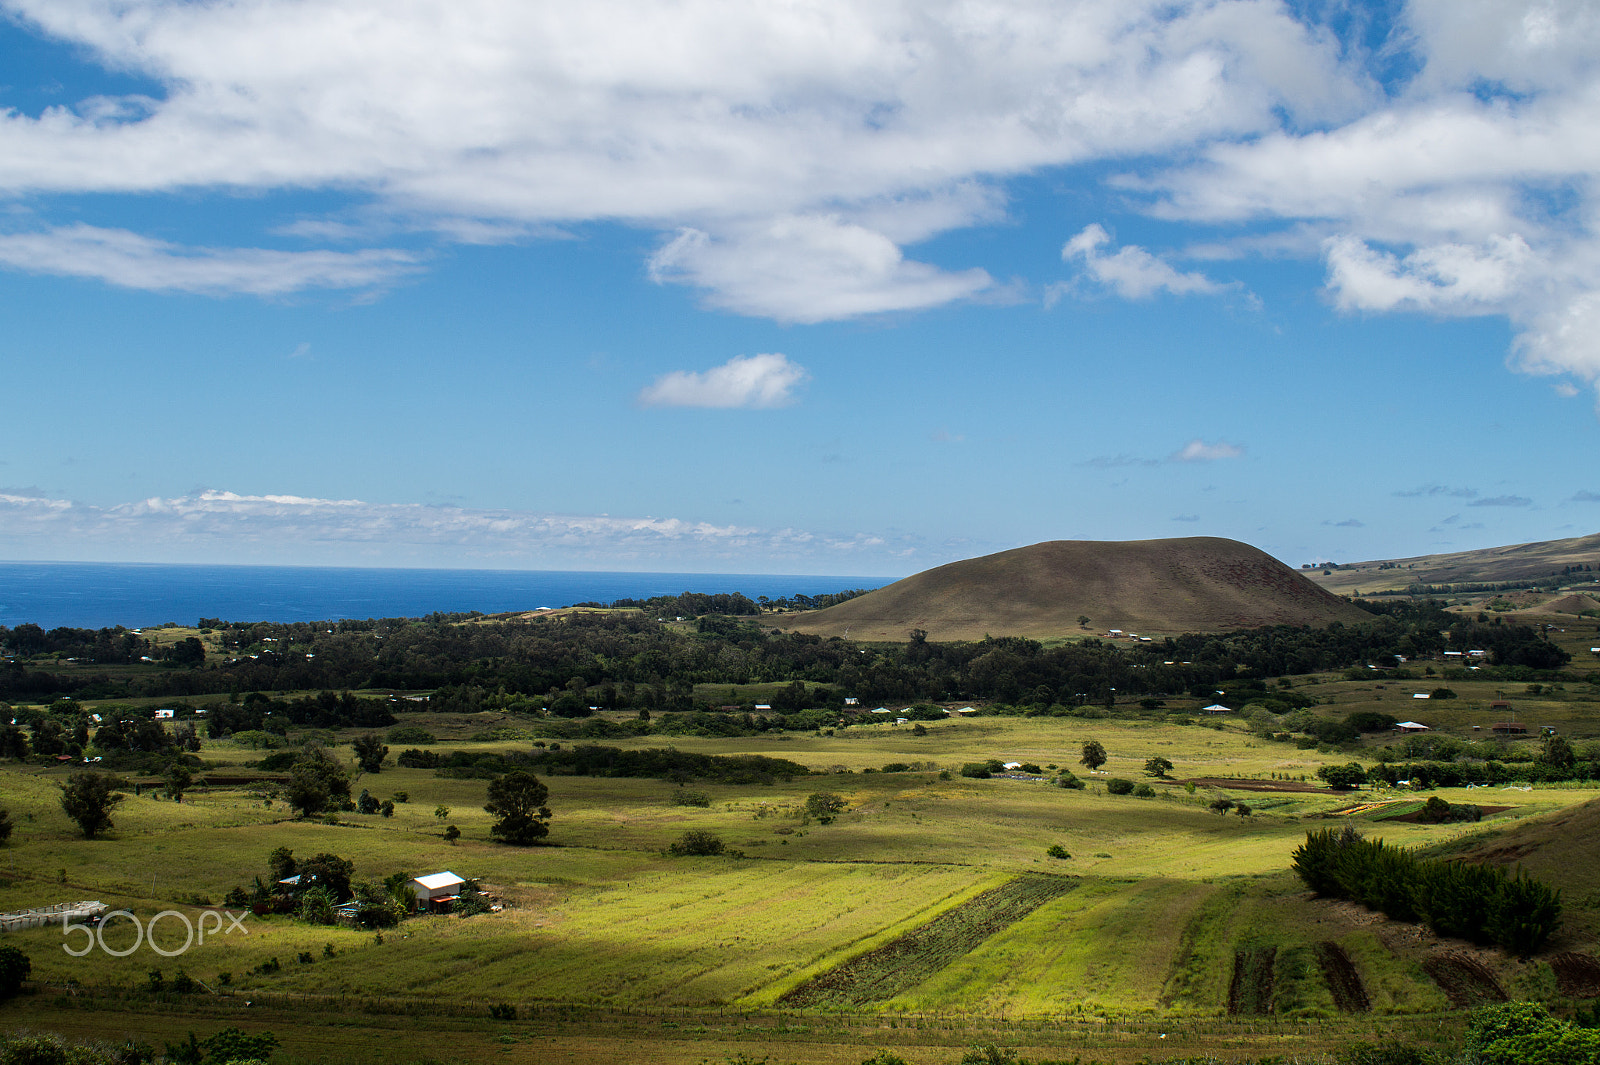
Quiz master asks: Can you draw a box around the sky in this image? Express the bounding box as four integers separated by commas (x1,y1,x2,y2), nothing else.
1,0,1599,578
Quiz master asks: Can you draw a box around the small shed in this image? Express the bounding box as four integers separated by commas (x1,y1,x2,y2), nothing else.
1202,704,1232,715
1492,722,1528,735
1395,721,1430,733
410,871,467,912
1411,693,1430,700
154,709,175,720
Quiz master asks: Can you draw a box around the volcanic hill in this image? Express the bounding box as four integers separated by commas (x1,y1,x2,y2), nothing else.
783,536,1369,642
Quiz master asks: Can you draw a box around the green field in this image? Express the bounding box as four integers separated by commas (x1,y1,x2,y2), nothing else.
2,698,1599,1064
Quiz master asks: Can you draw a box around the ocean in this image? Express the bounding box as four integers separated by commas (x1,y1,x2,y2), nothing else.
0,561,894,630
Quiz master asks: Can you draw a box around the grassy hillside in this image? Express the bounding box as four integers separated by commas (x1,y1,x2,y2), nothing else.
781,537,1369,642
1307,531,1600,596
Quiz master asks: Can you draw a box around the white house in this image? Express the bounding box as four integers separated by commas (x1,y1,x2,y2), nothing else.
409,871,467,910
1412,693,1430,699
154,709,174,720
1202,704,1232,714
1395,721,1430,733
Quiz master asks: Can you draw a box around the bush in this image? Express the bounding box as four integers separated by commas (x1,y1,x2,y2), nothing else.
671,789,711,807
1133,783,1155,798
959,763,992,779
1105,778,1134,795
1046,844,1070,859
805,792,848,823
668,830,725,856
1055,770,1084,790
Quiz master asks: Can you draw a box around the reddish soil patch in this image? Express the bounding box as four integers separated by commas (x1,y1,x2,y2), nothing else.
1423,951,1508,1008
1550,952,1600,998
1316,941,1370,1013
1186,777,1324,794
1228,946,1277,1015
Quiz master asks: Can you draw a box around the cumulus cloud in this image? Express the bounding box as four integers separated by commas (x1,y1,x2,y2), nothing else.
1323,234,1533,314
1061,224,1229,299
1170,439,1244,462
0,0,1371,315
1468,495,1534,507
0,488,907,569
1571,490,1600,502
638,353,808,409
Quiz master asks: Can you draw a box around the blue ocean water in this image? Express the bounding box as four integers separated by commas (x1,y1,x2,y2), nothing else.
0,561,893,630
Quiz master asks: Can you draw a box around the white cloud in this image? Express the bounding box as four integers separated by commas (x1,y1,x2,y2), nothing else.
1062,224,1229,299
1323,233,1533,314
638,353,808,409
0,224,418,295
647,217,991,322
0,0,1371,315
1170,439,1244,462
0,488,908,569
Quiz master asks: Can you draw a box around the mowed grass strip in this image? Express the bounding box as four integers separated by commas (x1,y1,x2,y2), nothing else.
777,874,1076,1008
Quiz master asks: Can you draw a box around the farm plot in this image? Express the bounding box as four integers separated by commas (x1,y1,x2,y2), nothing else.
1315,941,1371,1013
1228,946,1277,1015
1550,952,1600,998
890,877,1213,1017
1423,951,1508,1008
776,875,1076,1009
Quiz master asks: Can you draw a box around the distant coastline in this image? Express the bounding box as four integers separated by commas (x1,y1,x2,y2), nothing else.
0,560,893,630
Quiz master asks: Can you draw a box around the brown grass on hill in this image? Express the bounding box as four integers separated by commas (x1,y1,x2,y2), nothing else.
781,536,1369,642
1308,530,1600,595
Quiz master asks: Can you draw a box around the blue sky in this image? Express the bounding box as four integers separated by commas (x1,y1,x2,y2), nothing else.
1,0,1598,577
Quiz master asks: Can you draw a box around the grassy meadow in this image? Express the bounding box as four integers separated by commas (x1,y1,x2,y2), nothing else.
2,673,1599,1063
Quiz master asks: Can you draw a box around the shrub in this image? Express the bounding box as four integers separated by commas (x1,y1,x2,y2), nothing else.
1133,783,1155,797
672,789,711,807
668,830,725,856
1055,770,1084,790
1105,778,1134,795
960,763,992,779
1046,844,1070,859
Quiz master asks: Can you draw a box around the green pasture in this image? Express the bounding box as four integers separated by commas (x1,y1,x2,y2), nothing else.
3,706,1599,1064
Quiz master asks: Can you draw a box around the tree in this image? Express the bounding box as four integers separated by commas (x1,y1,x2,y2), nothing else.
1539,734,1575,770
1077,615,1090,629
1317,762,1369,789
352,733,389,773
1143,756,1173,778
163,763,193,803
58,771,126,838
1080,740,1106,773
296,852,354,900
484,770,552,845
0,945,28,999
267,846,297,881
805,792,847,823
285,749,350,818
0,724,28,760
